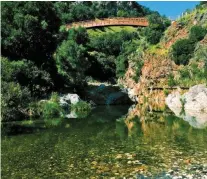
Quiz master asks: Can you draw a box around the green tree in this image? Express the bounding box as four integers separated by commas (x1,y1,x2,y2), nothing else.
1,2,60,65
1,81,31,122
1,57,53,97
54,28,89,87
143,13,171,44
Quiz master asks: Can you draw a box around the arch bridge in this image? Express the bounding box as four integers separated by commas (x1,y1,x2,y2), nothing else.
66,17,149,30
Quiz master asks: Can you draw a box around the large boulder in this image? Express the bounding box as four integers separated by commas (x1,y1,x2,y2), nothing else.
184,84,207,112
165,84,207,128
182,110,207,128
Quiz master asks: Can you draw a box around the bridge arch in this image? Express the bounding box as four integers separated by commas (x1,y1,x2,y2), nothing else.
66,17,149,30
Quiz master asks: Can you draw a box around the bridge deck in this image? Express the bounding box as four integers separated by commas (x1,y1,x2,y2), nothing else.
66,17,149,30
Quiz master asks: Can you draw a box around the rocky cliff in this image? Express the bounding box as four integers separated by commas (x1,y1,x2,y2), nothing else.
120,4,207,103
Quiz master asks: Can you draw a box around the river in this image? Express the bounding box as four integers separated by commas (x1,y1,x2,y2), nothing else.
1,105,207,178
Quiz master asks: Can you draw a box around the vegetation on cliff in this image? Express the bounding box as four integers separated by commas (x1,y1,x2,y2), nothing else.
121,2,207,100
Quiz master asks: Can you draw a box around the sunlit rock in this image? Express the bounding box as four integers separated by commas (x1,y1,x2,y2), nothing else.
166,84,207,128
182,111,207,129
59,93,80,106
184,84,207,113
165,91,183,116
65,111,78,118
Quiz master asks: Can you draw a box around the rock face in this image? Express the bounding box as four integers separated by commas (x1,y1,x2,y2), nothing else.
119,53,176,103
166,84,207,128
59,94,80,107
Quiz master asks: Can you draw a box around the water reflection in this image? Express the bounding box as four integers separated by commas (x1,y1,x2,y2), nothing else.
1,105,207,178
166,102,207,129
116,104,207,146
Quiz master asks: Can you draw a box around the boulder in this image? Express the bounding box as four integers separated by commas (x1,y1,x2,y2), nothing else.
182,110,207,129
184,84,207,112
59,94,80,107
165,91,183,116
166,84,207,128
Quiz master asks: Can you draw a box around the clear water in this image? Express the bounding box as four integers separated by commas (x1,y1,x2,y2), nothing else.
1,105,207,178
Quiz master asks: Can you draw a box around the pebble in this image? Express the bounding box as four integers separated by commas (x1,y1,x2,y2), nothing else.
127,161,132,165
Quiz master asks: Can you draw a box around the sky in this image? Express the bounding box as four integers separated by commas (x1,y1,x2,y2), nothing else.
138,1,199,20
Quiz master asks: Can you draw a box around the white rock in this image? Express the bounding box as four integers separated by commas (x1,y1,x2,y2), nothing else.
165,91,183,116
65,111,78,118
166,84,207,128
183,110,207,129
127,88,137,102
59,93,80,106
184,84,207,113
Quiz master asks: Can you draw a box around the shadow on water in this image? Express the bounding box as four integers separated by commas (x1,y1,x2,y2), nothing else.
1,122,45,136
1,105,130,136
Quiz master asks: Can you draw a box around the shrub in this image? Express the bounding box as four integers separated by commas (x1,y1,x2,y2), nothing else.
179,68,191,78
171,38,195,65
71,101,91,112
41,101,63,119
1,82,31,122
175,62,206,86
50,92,59,103
1,57,53,98
55,39,88,87
143,13,171,44
28,101,42,118
28,92,63,119
71,101,92,118
189,25,206,42
163,89,169,96
168,73,177,87
116,55,128,78
145,28,163,45
132,60,144,83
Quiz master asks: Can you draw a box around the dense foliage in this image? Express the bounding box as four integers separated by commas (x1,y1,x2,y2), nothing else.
1,81,31,122
142,13,171,44
189,25,206,42
87,30,140,81
55,27,89,87
1,1,170,121
2,2,59,60
1,57,53,121
171,25,206,65
54,2,148,24
171,39,195,65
